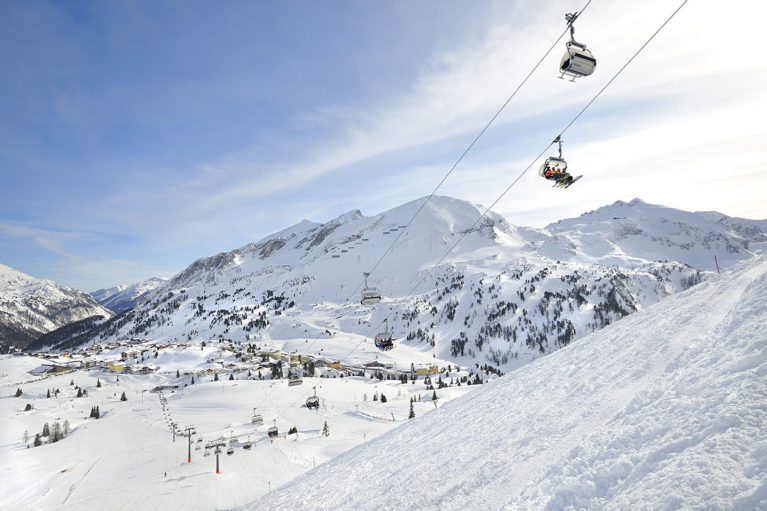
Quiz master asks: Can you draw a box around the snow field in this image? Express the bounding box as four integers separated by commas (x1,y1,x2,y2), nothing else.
248,256,767,510
0,354,472,511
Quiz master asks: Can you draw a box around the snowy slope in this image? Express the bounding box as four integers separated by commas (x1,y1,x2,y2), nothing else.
91,277,168,313
546,198,767,270
65,196,765,375
0,264,113,350
247,254,767,511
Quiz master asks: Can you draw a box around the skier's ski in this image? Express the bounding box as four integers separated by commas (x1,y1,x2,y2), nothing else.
564,175,583,188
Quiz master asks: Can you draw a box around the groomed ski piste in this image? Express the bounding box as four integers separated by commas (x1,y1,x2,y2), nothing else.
243,254,767,510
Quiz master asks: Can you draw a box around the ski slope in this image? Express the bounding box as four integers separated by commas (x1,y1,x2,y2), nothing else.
0,353,472,511
247,255,767,510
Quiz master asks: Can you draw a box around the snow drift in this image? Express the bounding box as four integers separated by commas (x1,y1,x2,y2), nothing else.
245,254,767,510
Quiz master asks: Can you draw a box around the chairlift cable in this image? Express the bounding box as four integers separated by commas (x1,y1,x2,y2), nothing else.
330,0,692,367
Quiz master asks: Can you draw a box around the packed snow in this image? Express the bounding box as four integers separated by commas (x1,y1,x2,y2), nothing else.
245,254,767,510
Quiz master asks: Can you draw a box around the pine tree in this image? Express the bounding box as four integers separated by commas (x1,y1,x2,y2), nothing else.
33,434,42,447
95,406,100,419
190,375,195,384
229,374,234,381
96,378,101,388
322,421,330,437
47,389,50,398
77,388,83,398
408,401,415,419
380,393,387,403
214,373,219,382
15,387,22,397
176,369,180,378
120,391,127,401
52,422,62,442
432,390,438,401
70,379,74,386
24,403,32,411
42,423,50,437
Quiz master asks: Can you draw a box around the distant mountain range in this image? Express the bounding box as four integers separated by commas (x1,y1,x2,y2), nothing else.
90,277,168,314
32,196,763,373
0,263,113,350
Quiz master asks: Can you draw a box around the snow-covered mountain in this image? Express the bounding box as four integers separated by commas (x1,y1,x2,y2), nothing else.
65,196,764,374
248,254,767,510
0,263,113,350
544,198,767,269
91,277,168,313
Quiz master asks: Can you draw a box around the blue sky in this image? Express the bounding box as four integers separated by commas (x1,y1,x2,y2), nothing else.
1,0,765,290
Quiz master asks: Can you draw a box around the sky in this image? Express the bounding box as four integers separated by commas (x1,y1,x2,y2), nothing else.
1,0,765,291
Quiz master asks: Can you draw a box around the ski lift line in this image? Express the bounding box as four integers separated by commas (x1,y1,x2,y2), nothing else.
255,0,597,392
360,0,595,287
329,0,692,368
256,0,685,416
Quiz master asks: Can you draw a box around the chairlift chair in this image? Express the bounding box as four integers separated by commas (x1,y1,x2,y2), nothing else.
360,272,382,305
226,447,235,456
559,12,596,81
288,375,303,387
267,420,279,438
538,137,570,181
374,318,395,351
306,387,320,410
252,407,264,424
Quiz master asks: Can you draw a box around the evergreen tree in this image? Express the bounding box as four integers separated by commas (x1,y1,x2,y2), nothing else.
322,421,330,437
409,401,415,419
52,422,62,442
95,406,101,419
24,403,32,411
229,374,234,381
33,434,42,447
288,426,298,435
373,393,378,401
96,378,101,388
120,391,127,401
70,379,74,386
176,369,180,378
214,373,219,382
190,375,195,384
42,423,50,437
380,394,387,403
15,387,22,397
47,389,50,398
77,388,83,398
432,390,438,401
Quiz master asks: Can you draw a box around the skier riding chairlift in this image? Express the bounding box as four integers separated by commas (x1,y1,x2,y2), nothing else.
539,136,575,187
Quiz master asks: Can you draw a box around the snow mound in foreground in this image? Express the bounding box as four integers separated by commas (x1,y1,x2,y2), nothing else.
242,255,767,510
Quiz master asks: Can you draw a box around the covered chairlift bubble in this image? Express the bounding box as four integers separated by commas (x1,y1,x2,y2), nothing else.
360,272,382,305
306,387,320,410
267,420,279,439
559,12,596,81
374,318,395,351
